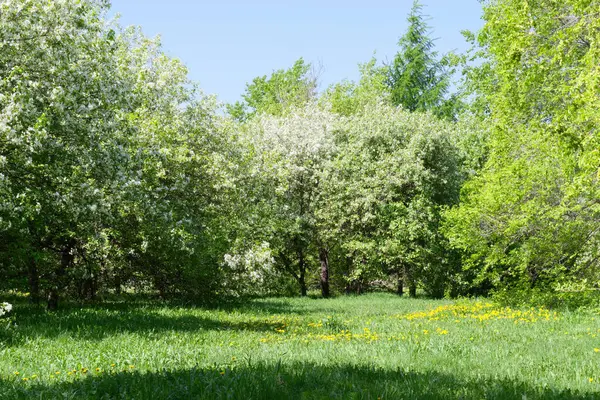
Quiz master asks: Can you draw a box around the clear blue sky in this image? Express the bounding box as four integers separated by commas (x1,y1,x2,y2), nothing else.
109,1,484,104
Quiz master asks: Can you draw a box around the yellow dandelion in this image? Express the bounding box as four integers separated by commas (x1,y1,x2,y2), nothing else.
129,365,135,369
13,371,19,376
22,378,29,382
55,371,61,375
111,364,116,368
81,368,88,374
220,370,225,376
589,377,594,383
95,368,101,372
594,348,600,353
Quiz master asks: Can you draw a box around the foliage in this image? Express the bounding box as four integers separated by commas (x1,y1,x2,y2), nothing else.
0,0,232,306
226,58,317,122
321,57,389,116
444,0,600,295
386,1,462,120
319,104,464,297
235,105,337,296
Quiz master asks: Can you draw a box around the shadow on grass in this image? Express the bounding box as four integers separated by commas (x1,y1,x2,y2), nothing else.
0,362,592,400
3,300,302,346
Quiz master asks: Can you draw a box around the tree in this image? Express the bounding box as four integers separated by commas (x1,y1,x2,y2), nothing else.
235,105,337,296
386,1,461,120
322,57,389,116
318,104,463,297
0,0,230,307
226,58,318,122
444,0,600,298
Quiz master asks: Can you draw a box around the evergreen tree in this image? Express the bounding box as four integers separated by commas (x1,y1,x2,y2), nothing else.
386,1,460,120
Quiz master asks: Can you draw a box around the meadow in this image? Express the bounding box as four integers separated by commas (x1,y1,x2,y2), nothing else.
1,293,599,399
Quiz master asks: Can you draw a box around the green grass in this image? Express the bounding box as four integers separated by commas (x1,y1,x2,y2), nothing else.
0,293,599,399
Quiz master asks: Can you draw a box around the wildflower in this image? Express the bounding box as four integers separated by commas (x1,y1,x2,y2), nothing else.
110,364,116,368
220,370,225,376
22,378,29,382
81,368,88,374
594,348,600,353
129,365,135,369
13,371,19,376
55,371,61,375
589,377,594,383
95,368,101,372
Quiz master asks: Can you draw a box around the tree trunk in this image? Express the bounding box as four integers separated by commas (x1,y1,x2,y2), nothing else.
404,264,417,298
319,247,330,298
47,244,73,311
409,283,417,298
114,273,122,295
28,257,40,305
297,247,307,297
397,275,404,296
298,272,307,297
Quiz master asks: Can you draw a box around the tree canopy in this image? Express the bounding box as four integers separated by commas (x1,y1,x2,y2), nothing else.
1,0,598,308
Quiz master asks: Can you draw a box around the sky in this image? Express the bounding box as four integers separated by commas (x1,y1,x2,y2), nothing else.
109,1,485,104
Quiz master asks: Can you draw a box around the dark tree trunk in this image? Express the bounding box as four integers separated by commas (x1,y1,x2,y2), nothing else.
409,284,417,298
397,275,404,296
47,244,73,311
404,264,417,298
28,257,40,305
114,274,122,295
297,247,307,297
319,247,329,298
81,274,97,301
299,274,307,297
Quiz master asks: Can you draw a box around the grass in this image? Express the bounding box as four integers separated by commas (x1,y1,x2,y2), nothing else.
0,293,599,399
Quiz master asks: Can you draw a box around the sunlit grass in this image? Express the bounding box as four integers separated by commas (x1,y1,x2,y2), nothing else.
1,293,598,399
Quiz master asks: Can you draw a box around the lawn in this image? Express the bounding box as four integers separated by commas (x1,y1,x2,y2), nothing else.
0,293,598,399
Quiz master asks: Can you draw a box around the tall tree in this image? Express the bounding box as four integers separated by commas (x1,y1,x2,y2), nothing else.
386,1,461,120
237,106,337,296
0,0,230,307
226,58,318,122
444,0,600,297
318,104,463,297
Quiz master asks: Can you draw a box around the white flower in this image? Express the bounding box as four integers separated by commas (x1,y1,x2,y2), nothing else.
0,302,12,317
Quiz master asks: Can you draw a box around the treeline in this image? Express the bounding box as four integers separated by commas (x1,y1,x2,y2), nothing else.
0,0,598,309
